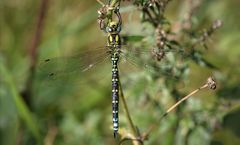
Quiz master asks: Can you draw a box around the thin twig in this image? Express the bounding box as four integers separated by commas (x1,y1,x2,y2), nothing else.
29,0,49,68
44,123,58,145
141,76,216,140
191,20,222,49
119,78,143,145
97,0,105,6
110,0,121,8
21,0,49,107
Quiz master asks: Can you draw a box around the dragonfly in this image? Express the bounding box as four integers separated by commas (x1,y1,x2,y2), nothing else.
38,8,184,138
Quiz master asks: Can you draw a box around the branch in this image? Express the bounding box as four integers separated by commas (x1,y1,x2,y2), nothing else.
21,0,49,107
119,79,143,145
141,76,217,140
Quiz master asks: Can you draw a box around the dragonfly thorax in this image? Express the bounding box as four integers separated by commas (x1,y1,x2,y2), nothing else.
106,21,121,46
107,33,121,46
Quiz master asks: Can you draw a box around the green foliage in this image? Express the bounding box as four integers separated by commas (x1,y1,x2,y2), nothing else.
0,0,240,145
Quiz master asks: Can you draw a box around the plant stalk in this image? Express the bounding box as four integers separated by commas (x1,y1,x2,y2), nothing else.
119,79,142,145
142,77,216,140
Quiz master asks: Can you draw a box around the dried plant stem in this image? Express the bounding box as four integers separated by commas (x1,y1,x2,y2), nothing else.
22,0,49,107
165,84,208,114
141,77,216,140
97,0,105,6
44,124,58,145
29,0,49,67
119,79,142,145
109,0,120,8
97,0,120,10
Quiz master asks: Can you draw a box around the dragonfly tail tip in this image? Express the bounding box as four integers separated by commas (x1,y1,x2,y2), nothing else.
114,131,118,138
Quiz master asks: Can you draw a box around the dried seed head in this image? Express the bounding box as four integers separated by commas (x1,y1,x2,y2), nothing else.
151,48,165,61
156,25,167,49
207,77,217,90
97,3,115,30
212,20,223,30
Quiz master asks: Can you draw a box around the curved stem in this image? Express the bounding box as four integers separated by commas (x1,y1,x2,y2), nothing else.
110,0,120,8
142,83,209,139
119,78,142,145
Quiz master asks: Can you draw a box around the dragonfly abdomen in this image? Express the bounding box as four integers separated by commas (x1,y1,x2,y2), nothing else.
111,53,119,138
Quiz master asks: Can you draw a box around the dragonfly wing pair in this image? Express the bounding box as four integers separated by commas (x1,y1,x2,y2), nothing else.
37,45,186,87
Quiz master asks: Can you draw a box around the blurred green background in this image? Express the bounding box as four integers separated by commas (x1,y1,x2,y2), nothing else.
0,0,240,145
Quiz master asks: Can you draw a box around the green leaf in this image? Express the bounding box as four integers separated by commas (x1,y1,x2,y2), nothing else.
122,35,145,42
0,61,41,143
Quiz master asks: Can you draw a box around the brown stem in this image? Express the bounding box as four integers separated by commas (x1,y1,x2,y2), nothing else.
141,77,216,140
29,0,49,68
44,123,58,145
22,0,49,107
119,79,143,145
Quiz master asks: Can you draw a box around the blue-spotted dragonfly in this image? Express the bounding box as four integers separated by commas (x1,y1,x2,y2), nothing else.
38,9,184,138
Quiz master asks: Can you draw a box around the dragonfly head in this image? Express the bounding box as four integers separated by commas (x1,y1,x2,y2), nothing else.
106,21,121,34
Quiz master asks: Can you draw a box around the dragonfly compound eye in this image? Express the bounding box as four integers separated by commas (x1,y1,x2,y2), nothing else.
117,26,121,32
106,27,112,32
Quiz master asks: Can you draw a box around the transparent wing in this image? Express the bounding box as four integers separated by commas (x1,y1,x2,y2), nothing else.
118,45,187,86
37,47,112,85
120,43,185,59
